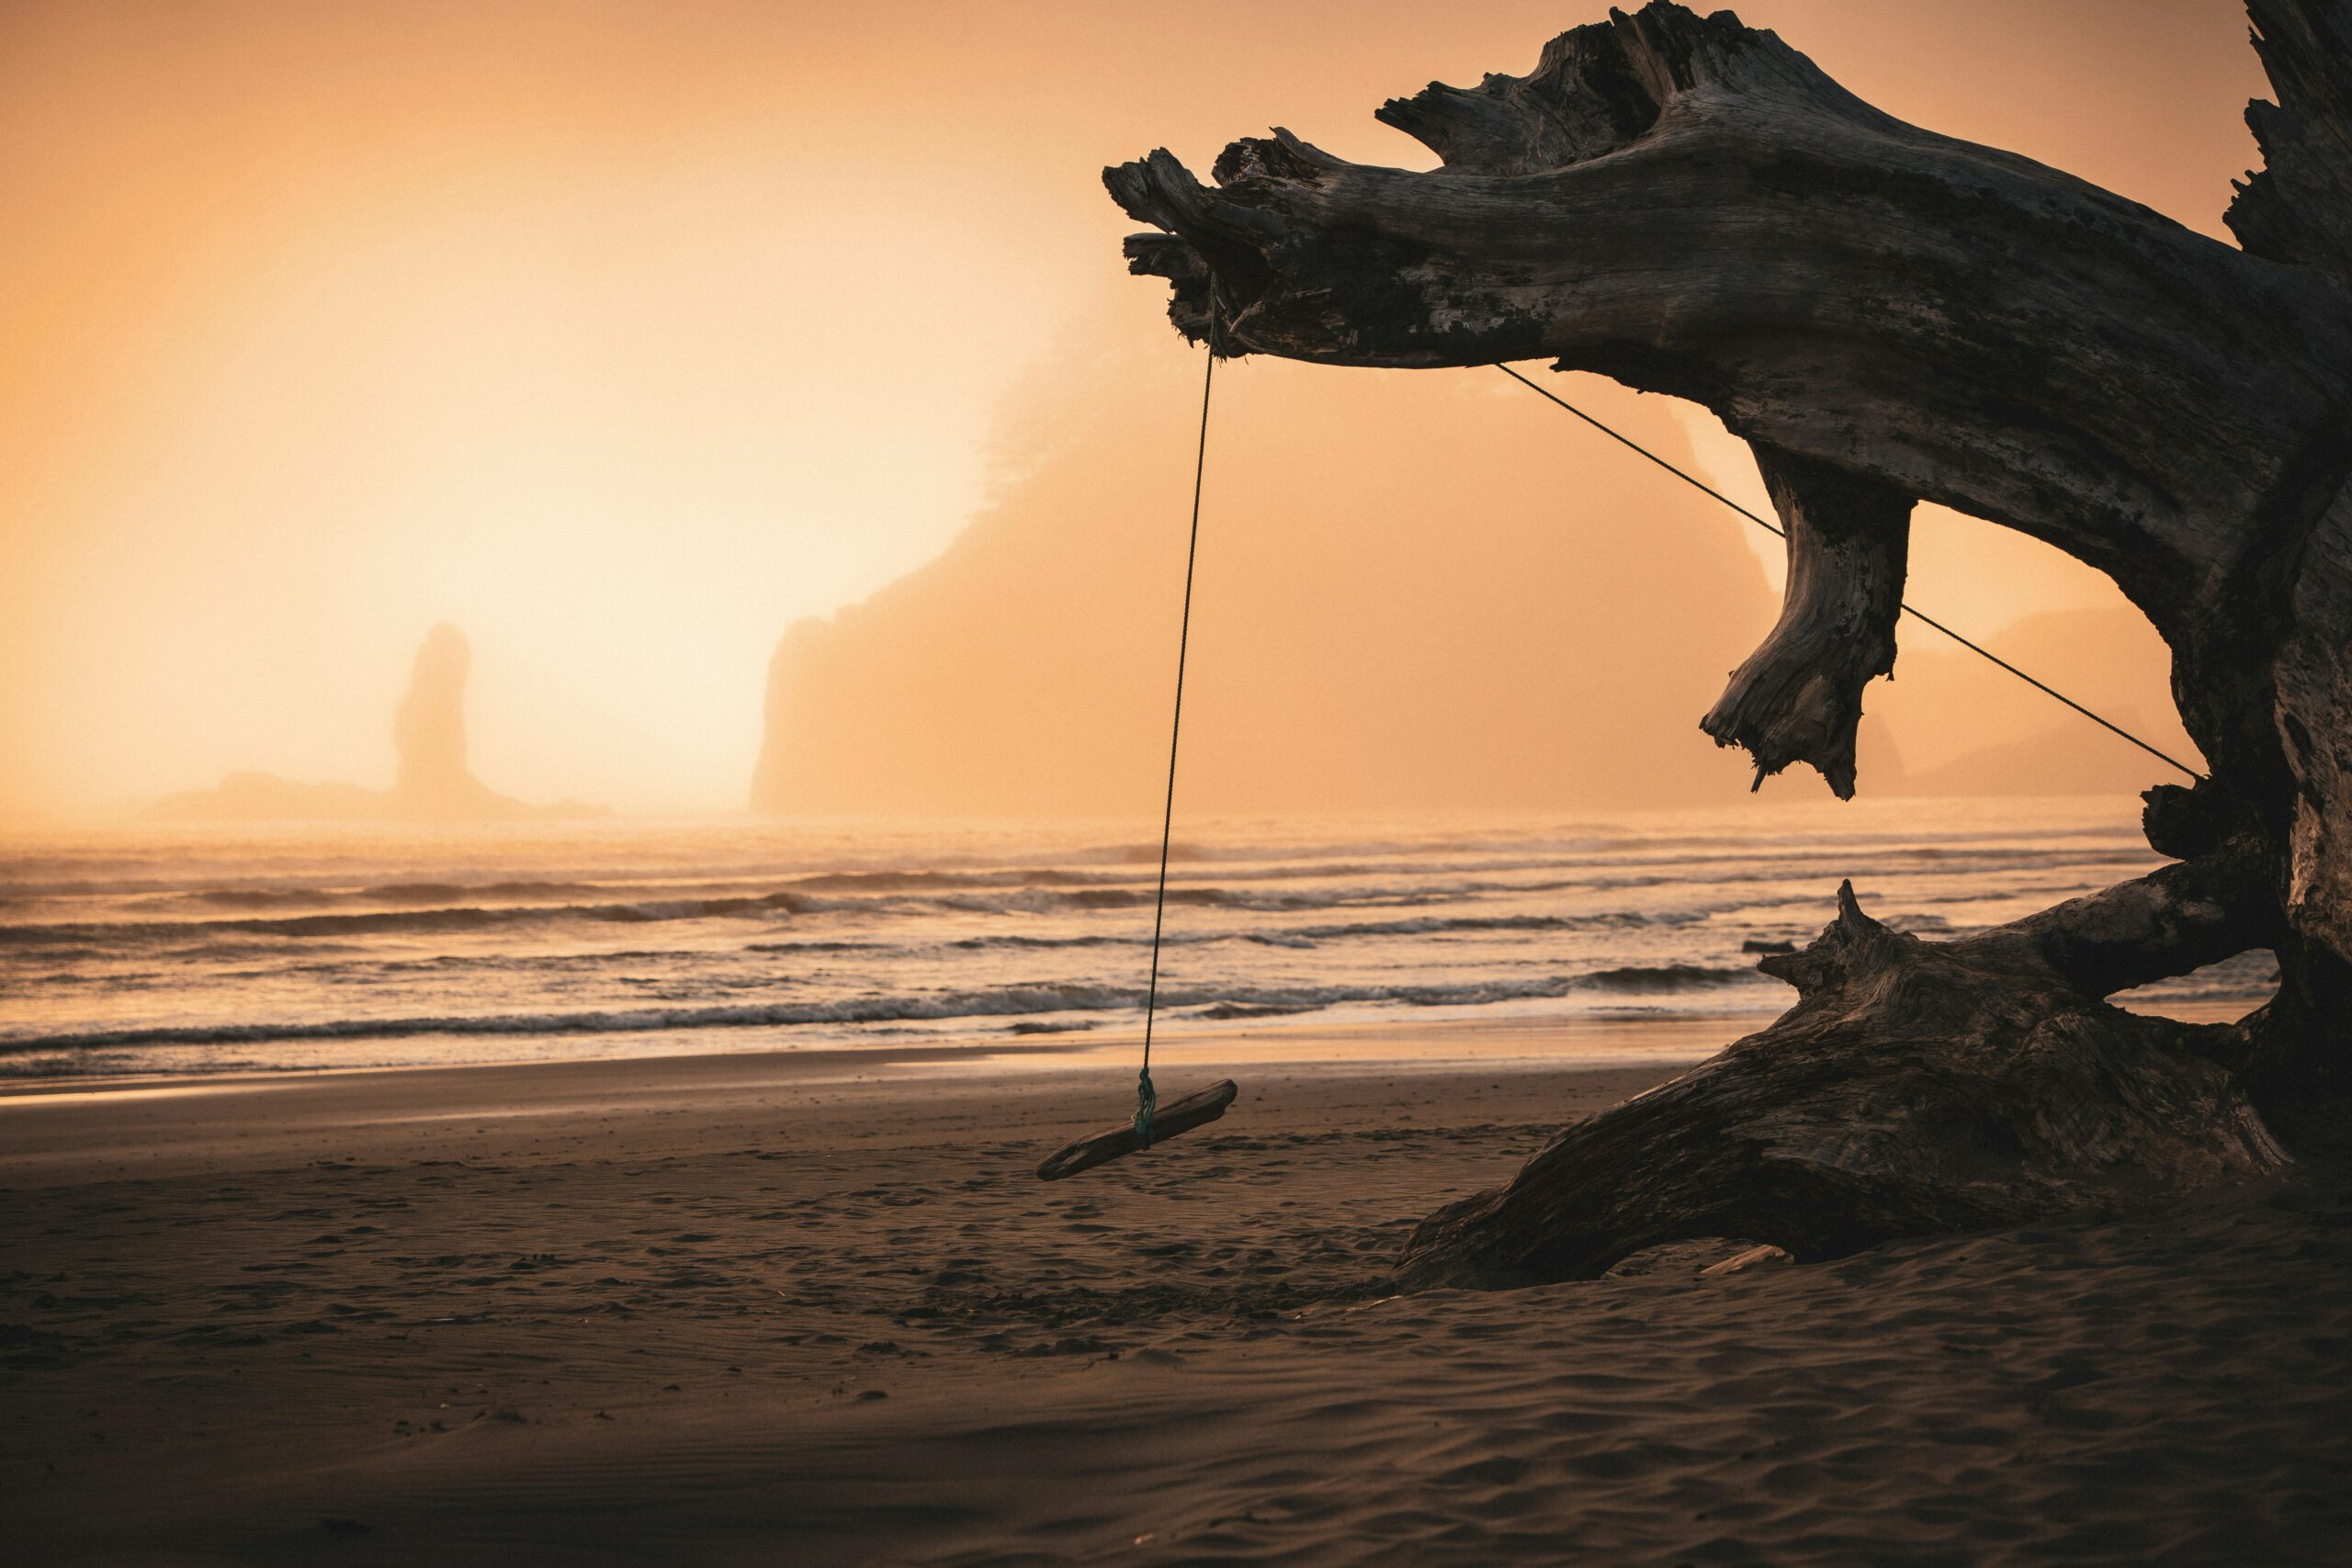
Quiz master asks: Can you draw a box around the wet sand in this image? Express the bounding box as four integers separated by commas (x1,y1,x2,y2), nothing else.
6,1017,2350,1564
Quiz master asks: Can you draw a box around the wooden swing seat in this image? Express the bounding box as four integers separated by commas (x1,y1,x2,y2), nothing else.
1035,1078,1238,1180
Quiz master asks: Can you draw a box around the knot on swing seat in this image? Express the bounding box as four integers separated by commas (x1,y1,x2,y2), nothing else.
1035,1078,1239,1181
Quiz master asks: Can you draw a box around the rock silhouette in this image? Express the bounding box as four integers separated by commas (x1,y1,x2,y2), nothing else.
749,348,2185,818
752,353,1778,817
391,624,479,810
154,625,599,822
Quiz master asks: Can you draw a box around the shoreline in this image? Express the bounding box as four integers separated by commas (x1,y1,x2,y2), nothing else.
0,1009,1766,1107
0,1012,1747,1185
0,986,2255,1100
0,997,1789,1080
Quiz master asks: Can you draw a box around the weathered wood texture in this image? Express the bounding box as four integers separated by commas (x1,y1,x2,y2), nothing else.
1108,0,2352,1279
1700,446,1909,797
1036,1078,1238,1180
2234,0,2352,295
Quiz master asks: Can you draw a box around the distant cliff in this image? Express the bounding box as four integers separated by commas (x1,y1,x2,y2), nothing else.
753,355,1781,817
153,625,602,822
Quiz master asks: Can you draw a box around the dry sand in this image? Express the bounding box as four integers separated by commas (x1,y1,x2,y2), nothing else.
5,1018,2350,1565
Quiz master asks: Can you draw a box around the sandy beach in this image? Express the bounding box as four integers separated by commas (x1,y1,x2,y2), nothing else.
5,1016,2347,1565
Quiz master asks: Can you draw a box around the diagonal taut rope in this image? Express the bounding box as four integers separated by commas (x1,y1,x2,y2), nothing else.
1493,362,2204,783
1136,287,1220,1145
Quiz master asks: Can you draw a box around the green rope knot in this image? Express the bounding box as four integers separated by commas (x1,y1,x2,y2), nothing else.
1134,1066,1158,1147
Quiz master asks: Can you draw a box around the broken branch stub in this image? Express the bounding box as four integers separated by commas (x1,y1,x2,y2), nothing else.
1700,446,1911,797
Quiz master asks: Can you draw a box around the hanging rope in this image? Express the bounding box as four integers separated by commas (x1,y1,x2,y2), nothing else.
1125,338,2189,1142
1136,286,1221,1145
1492,363,2205,783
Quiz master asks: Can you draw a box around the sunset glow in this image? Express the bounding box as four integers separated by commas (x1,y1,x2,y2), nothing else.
2,0,2264,814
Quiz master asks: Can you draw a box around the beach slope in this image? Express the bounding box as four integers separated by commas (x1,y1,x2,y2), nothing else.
5,1031,2348,1564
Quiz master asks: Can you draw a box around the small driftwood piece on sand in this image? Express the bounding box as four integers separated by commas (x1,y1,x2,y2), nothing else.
1036,1079,1238,1180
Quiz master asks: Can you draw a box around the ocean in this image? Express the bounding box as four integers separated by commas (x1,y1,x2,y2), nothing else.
0,798,2274,1080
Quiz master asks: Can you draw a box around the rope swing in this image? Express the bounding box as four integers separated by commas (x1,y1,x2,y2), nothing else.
1135,282,1223,1149
1036,288,1238,1180
1035,302,2201,1183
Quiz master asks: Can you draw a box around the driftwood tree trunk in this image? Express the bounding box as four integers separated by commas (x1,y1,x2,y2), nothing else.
1107,1,2352,1284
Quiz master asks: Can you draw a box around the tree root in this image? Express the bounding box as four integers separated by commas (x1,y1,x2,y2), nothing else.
1396,882,2289,1289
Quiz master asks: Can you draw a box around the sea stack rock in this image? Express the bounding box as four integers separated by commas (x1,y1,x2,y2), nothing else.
383,623,548,820
392,623,478,811
152,626,602,822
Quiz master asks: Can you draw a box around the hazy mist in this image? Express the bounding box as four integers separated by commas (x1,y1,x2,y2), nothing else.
0,0,2265,818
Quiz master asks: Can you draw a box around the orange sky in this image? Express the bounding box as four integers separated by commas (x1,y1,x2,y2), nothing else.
0,1,2268,815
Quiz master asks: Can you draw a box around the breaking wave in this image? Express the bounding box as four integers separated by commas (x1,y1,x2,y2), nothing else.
0,964,1778,1058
